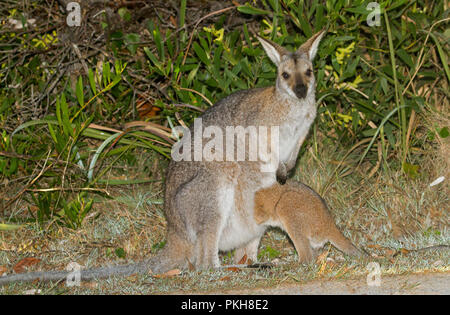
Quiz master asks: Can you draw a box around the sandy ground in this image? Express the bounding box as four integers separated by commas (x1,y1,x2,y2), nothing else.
209,272,450,295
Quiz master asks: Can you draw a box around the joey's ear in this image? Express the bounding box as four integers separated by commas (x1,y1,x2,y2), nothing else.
298,29,325,60
257,35,288,66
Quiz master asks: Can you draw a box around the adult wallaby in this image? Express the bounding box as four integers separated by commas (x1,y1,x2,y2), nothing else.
155,30,326,272
0,31,325,284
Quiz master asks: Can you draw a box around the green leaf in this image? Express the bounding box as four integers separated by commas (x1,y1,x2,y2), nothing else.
344,5,371,15
179,0,186,27
60,93,73,136
0,223,24,231
124,33,140,55
258,246,280,260
88,68,97,94
429,32,450,83
48,122,58,144
144,47,162,68
152,27,165,61
88,132,121,182
396,49,414,69
103,61,111,85
152,241,166,252
237,4,271,15
193,42,210,65
438,127,449,138
118,7,131,21
402,162,419,179
186,65,200,85
76,76,84,107
115,247,126,258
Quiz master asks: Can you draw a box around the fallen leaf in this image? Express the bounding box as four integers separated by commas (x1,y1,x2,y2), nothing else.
384,249,396,257
169,16,177,28
186,259,195,271
81,281,98,289
164,268,181,276
0,265,7,275
219,276,231,281
316,250,328,264
13,257,41,273
153,268,181,278
136,95,161,119
237,254,248,265
226,267,241,272
317,261,328,275
367,244,382,249
399,248,410,255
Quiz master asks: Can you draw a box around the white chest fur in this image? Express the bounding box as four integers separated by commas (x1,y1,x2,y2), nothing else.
278,97,316,163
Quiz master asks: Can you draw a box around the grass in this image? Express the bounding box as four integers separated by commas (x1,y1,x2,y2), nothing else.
0,0,449,294
1,127,448,294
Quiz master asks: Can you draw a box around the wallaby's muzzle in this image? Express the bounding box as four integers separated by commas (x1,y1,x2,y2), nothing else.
294,83,307,99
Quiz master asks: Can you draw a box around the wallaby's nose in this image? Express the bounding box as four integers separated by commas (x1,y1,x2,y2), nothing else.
294,83,307,99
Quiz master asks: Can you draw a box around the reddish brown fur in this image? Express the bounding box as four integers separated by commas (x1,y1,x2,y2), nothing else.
253,181,361,263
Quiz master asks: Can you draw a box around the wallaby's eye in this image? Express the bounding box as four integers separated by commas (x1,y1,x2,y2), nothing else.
282,72,290,79
305,69,312,77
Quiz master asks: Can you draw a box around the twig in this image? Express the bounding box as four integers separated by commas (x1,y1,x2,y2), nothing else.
0,151,35,160
175,6,236,85
177,87,213,106
71,43,89,75
172,103,204,112
26,187,111,196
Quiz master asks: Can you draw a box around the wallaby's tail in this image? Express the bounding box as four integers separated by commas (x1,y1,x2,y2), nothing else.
0,242,188,286
330,228,365,256
328,224,364,257
0,259,151,286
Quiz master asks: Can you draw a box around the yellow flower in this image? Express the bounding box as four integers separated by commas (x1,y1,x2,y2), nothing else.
31,31,58,49
349,75,363,88
203,25,224,43
262,19,280,34
336,42,355,64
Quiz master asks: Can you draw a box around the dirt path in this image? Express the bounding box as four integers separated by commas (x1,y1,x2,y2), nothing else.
211,272,450,295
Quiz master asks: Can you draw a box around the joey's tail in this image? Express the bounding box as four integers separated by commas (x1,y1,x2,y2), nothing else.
0,243,186,286
327,224,365,257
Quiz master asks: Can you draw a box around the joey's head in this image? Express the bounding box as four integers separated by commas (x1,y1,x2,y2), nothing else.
257,30,325,100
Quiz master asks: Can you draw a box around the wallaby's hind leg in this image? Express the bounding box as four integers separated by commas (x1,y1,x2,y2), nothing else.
278,213,314,263
174,174,233,270
194,226,221,269
290,234,314,263
147,231,192,274
275,197,314,263
233,237,261,264
195,184,235,269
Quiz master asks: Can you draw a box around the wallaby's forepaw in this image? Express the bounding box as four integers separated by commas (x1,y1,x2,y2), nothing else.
276,163,288,185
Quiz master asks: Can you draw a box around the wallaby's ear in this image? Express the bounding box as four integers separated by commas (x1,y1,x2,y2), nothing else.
298,29,325,60
257,35,288,66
